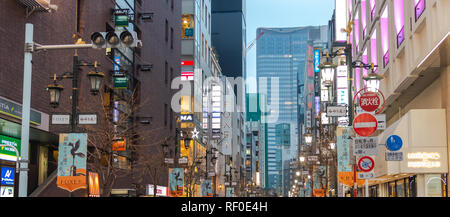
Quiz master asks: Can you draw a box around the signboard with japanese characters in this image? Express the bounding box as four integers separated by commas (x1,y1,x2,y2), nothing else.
353,137,378,156
78,114,97,125
358,172,375,179
326,106,347,117
386,152,403,161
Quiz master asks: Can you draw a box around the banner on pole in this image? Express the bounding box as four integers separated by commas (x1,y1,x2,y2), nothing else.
56,133,87,192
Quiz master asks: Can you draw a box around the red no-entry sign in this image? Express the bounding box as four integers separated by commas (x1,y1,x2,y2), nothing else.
353,113,378,137
358,156,375,172
359,92,380,112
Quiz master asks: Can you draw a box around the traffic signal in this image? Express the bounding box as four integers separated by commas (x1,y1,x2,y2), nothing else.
91,30,140,49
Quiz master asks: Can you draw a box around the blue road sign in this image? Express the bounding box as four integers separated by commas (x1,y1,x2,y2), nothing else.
386,135,403,151
1,167,15,186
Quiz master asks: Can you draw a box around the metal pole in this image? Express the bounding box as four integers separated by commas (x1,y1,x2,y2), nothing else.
19,23,33,197
72,54,79,133
346,44,353,126
365,179,369,197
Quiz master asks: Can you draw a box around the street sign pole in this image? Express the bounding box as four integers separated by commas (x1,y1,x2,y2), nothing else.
365,179,369,197
19,23,33,197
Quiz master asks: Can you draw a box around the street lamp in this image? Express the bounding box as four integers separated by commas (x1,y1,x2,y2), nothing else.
304,133,313,145
47,81,64,108
87,70,104,95
319,62,337,88
363,71,384,93
299,156,305,163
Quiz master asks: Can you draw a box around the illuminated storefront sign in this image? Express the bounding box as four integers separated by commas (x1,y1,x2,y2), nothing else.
407,152,441,168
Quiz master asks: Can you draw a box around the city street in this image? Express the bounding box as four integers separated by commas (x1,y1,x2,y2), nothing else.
0,0,449,204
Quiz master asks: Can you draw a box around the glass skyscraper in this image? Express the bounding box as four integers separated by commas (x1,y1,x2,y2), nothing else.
256,26,328,196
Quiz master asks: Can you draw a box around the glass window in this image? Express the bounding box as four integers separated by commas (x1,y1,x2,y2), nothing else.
396,179,405,197
414,0,426,21
443,174,448,197
393,0,405,47
388,181,396,197
426,174,443,197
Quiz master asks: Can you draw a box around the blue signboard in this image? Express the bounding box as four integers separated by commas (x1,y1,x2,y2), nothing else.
1,167,15,186
386,135,403,151
314,49,321,73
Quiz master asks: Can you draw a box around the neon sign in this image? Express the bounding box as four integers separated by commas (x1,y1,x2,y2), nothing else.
407,152,441,168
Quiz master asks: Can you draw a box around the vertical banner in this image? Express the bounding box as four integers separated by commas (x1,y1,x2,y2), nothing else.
337,127,352,172
57,133,87,192
169,168,184,197
88,172,100,197
201,179,213,197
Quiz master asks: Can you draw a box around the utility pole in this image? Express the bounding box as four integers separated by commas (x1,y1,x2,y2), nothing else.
19,23,34,197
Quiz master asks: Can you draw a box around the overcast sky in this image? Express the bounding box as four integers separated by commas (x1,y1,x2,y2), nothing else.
246,0,335,93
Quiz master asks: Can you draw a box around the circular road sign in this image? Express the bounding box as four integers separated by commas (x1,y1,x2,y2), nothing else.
358,156,375,172
353,113,378,137
386,135,403,151
359,91,381,112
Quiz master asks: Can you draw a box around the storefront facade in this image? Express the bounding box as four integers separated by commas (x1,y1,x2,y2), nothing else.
367,109,449,197
0,96,58,197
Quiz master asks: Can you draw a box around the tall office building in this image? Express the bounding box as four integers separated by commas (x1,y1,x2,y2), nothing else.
211,0,246,79
256,26,328,196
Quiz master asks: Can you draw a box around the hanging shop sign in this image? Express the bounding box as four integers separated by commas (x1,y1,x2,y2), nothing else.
358,156,375,172
386,135,403,151
181,61,194,66
353,87,386,116
181,71,194,81
314,49,321,73
308,156,319,161
1,167,15,186
0,135,21,162
112,139,126,151
353,137,378,156
114,9,130,27
0,97,41,125
57,133,87,192
353,113,378,137
114,76,128,89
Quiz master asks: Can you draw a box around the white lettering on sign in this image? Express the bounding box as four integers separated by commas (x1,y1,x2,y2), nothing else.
407,152,441,168
354,122,377,128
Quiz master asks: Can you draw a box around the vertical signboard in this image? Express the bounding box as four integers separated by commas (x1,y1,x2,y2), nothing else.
222,112,232,155
88,172,100,197
314,49,321,73
57,133,87,192
1,167,15,186
169,168,184,197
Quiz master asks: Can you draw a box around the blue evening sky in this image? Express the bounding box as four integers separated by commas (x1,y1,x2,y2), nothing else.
246,0,335,93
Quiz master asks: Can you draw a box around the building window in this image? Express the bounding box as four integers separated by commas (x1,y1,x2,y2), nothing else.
414,0,426,21
393,0,405,48
171,27,174,49
165,61,169,86
164,104,168,126
380,6,389,67
165,19,169,42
